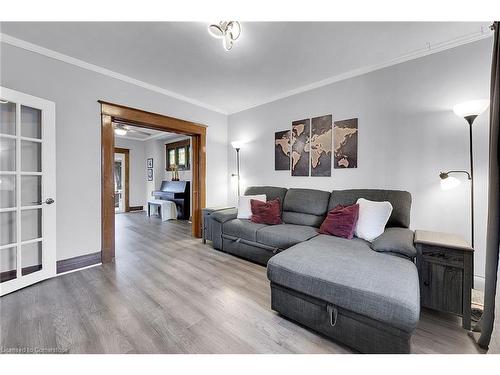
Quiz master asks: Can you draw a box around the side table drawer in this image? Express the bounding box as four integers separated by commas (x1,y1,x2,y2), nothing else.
420,261,463,315
421,246,464,268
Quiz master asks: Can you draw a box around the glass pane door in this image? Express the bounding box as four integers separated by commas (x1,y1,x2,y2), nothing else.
0,87,56,296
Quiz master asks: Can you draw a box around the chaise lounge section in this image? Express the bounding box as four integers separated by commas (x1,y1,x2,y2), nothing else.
208,186,420,353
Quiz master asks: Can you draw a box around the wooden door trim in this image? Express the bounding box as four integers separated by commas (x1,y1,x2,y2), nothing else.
100,101,206,263
114,147,130,212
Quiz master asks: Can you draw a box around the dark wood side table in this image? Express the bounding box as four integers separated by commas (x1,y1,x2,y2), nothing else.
414,230,474,330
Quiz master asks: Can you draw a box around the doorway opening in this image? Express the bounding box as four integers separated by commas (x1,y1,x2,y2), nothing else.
114,148,129,213
100,101,206,263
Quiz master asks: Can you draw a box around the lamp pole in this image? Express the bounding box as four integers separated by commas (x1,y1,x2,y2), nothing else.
231,141,244,197
465,115,476,248
452,100,489,248
235,147,240,196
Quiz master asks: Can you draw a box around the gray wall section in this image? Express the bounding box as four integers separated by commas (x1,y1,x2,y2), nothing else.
1,43,228,262
227,38,493,281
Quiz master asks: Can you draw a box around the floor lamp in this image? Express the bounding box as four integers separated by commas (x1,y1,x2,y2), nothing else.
439,99,489,248
231,141,244,196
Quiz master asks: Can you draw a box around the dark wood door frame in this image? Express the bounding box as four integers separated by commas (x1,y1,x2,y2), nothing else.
100,101,207,263
114,147,130,213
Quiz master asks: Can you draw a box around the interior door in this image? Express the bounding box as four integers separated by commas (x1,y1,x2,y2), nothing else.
114,153,125,213
0,87,56,296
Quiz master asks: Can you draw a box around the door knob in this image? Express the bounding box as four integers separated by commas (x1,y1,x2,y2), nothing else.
33,198,55,205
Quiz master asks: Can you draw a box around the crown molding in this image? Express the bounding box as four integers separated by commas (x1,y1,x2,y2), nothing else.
0,33,228,115
1,27,494,118
228,27,494,115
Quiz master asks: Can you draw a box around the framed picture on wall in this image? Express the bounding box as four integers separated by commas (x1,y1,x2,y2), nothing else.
147,168,153,181
147,158,153,168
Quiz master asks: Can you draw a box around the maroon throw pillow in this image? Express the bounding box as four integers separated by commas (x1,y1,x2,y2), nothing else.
250,198,282,225
319,204,359,239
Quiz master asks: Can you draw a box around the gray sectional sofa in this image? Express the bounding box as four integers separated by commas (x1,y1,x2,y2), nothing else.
208,186,420,353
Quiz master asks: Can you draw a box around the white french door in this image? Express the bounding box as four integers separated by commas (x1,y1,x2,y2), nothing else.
0,87,56,296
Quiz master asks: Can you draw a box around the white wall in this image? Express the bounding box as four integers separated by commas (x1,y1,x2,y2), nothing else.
115,137,147,208
144,138,165,204
227,38,492,282
1,42,228,262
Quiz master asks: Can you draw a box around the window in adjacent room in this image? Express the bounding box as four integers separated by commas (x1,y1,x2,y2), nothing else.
166,139,190,171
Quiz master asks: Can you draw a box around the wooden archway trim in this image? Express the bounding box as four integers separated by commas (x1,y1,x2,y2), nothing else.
100,101,206,263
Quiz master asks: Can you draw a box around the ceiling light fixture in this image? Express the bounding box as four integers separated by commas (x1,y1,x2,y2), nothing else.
114,125,128,136
0,99,9,104
208,21,241,51
113,121,153,138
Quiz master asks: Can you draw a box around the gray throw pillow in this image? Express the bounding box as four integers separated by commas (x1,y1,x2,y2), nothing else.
371,227,416,258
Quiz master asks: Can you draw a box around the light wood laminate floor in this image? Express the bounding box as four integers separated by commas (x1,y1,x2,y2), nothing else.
0,212,481,354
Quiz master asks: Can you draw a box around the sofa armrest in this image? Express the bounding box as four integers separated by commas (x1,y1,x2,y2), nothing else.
211,208,238,223
371,227,416,258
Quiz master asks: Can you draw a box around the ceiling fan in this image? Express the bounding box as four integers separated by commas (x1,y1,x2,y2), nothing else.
113,121,152,137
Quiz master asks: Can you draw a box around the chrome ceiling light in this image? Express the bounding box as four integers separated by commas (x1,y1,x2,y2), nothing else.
208,21,241,51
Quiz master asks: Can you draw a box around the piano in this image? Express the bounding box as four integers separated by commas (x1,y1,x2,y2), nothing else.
152,180,190,220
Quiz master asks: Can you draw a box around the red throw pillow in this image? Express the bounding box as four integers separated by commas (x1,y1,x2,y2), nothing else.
250,198,282,225
319,204,359,239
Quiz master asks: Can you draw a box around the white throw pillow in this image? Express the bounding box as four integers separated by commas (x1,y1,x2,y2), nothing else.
237,194,267,219
354,198,393,242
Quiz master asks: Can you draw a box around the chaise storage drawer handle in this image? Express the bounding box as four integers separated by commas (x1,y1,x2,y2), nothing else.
327,304,338,327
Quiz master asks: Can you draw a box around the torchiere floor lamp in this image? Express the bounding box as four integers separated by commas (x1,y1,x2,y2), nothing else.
439,99,489,248
231,141,244,196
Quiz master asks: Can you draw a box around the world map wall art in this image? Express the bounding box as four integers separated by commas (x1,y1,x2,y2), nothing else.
274,130,291,170
291,119,311,176
309,115,333,176
334,118,358,169
274,115,358,176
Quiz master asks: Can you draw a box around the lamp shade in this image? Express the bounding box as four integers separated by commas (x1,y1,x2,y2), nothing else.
453,100,489,118
440,175,461,190
231,141,244,149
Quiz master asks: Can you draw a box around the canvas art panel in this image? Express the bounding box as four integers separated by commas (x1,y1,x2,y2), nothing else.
309,114,333,176
291,119,311,176
147,158,153,168
274,130,291,170
147,168,153,181
334,118,358,168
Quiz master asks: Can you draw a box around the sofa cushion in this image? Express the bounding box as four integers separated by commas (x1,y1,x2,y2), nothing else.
237,194,266,219
245,186,288,212
267,234,420,333
329,189,411,228
250,198,282,225
256,224,319,250
371,227,416,258
282,188,331,227
223,219,267,242
354,198,393,241
319,204,359,239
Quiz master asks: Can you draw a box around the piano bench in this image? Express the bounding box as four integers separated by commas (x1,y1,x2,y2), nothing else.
147,199,177,222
